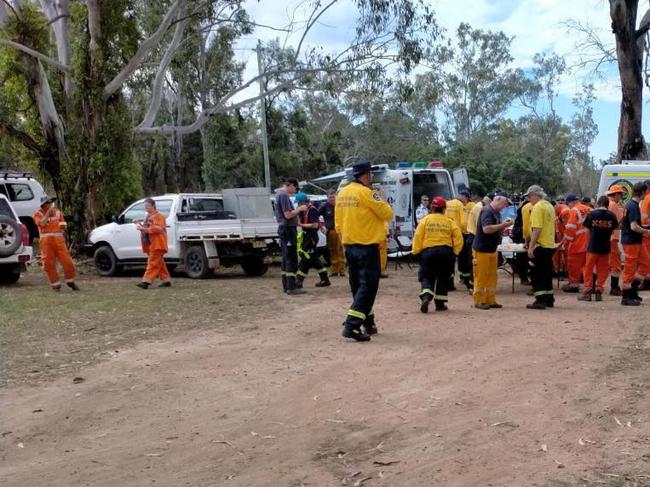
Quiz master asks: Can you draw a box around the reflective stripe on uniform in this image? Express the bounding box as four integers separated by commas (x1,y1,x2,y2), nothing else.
419,288,434,297
534,290,554,296
296,270,308,277
565,224,577,229
576,228,588,235
347,309,366,320
40,232,64,238
434,294,448,301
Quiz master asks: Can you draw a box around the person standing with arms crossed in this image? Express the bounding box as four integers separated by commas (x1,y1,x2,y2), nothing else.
274,177,308,295
136,198,171,289
33,196,79,291
336,161,393,342
525,185,557,309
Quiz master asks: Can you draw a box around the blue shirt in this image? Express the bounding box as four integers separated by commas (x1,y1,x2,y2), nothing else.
473,205,502,253
621,199,643,245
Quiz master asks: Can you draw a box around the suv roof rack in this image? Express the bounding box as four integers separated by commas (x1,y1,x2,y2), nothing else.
1,171,33,180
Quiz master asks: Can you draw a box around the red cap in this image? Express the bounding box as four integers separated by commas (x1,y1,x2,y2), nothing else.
431,196,446,209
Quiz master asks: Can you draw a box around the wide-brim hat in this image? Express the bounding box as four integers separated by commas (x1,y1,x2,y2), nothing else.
606,184,626,196
40,195,56,206
351,161,372,177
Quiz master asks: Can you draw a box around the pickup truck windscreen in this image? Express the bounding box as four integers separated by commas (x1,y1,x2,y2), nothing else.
121,199,173,223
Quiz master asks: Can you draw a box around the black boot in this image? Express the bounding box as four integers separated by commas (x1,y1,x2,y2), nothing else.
621,289,641,306
286,276,306,295
315,271,331,287
363,318,378,335
577,290,592,302
434,299,448,311
342,324,371,341
632,280,643,302
640,279,650,291
295,275,305,289
610,276,622,296
281,274,288,293
420,295,432,313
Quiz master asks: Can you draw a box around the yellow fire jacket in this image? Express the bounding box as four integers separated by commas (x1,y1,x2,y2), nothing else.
412,213,463,255
335,181,393,245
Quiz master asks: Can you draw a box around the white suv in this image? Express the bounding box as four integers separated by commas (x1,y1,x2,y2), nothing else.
0,171,46,243
0,194,33,284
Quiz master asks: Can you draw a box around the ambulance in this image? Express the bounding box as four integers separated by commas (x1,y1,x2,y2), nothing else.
310,161,467,238
597,160,650,202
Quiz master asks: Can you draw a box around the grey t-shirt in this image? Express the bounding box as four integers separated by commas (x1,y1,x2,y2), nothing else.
275,190,298,227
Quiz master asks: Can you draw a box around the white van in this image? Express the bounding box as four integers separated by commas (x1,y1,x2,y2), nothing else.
310,161,466,237
597,161,650,203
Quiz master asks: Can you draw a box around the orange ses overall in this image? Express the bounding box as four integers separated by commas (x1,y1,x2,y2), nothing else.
640,193,650,286
33,207,77,290
564,203,591,287
608,198,625,282
141,210,170,284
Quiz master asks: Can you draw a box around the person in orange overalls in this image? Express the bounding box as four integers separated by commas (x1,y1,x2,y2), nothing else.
606,185,626,295
33,196,79,291
639,180,650,290
136,198,171,289
562,194,591,293
620,182,650,305
552,198,569,276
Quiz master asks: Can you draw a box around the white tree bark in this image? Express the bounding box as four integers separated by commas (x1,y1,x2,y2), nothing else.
0,39,69,72
137,3,188,129
34,60,66,156
38,0,71,95
104,0,185,97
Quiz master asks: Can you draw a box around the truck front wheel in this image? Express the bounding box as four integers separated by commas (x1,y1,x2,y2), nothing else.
184,246,212,279
241,256,269,277
94,246,121,276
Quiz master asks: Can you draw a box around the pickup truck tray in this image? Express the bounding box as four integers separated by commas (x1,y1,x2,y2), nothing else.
177,218,278,241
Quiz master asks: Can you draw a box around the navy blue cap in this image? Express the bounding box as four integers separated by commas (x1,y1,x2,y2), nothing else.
565,194,579,203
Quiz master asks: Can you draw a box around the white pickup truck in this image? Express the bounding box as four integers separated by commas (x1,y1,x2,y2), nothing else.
0,194,33,284
86,188,279,278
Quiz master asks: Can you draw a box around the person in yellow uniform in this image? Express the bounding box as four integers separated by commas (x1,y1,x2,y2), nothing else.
525,185,557,309
413,197,463,313
335,161,393,342
445,189,474,290
379,220,389,277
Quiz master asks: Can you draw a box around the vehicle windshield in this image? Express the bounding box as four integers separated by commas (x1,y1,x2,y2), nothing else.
121,199,173,223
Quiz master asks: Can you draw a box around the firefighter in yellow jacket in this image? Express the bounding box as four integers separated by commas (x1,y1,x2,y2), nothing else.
445,189,474,290
335,161,393,342
413,197,463,313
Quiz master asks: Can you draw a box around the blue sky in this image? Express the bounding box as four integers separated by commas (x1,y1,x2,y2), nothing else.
235,0,641,162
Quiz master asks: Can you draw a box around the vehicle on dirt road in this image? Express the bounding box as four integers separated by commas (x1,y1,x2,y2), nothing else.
86,189,279,278
0,171,46,244
310,161,467,238
0,194,33,284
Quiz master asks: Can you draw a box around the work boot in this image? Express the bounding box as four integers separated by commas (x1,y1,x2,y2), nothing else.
609,276,621,296
67,282,80,291
342,325,371,342
489,303,503,309
286,276,306,295
621,289,641,306
632,280,643,301
315,272,331,287
295,275,305,289
562,283,580,293
594,290,603,302
577,291,592,302
544,296,555,308
281,274,288,293
363,321,378,335
420,295,432,313
158,281,171,288
435,300,448,311
640,279,650,291
136,282,150,289
526,300,547,310
474,303,491,310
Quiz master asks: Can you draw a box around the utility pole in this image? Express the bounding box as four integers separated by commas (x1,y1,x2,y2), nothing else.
256,41,271,193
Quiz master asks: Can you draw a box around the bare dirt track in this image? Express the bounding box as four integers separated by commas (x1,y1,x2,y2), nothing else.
2,266,650,487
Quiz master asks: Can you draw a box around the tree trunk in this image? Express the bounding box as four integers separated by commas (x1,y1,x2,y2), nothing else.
610,0,648,161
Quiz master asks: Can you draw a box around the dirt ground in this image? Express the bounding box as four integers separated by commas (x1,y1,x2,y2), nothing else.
2,264,650,487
